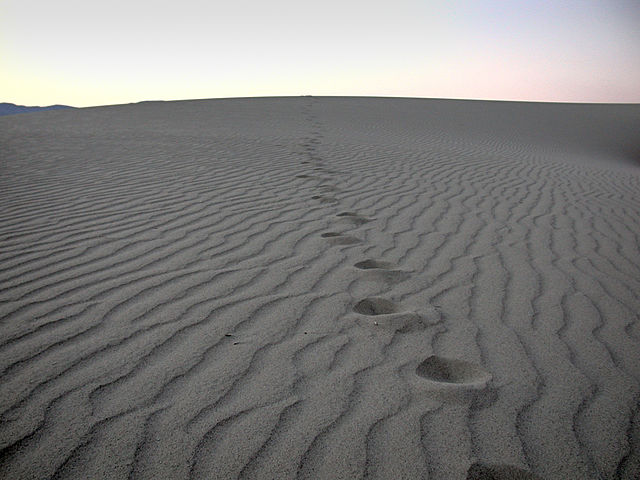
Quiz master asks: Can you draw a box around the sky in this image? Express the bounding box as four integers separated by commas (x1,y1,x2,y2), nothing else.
2,0,639,107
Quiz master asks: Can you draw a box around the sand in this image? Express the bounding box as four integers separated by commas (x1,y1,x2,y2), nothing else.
0,96,639,479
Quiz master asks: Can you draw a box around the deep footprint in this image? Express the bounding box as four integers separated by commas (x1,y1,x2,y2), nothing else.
353,297,427,332
416,355,492,386
353,297,398,315
466,462,543,480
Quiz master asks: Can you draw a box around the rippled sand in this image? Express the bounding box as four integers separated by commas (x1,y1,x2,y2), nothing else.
1,97,639,479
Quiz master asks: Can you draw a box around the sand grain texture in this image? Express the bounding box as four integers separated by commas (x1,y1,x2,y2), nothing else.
1,97,639,479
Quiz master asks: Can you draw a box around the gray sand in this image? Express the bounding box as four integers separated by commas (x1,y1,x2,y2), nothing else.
1,97,639,479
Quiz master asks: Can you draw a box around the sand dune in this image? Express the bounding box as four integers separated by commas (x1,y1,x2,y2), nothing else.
1,97,639,479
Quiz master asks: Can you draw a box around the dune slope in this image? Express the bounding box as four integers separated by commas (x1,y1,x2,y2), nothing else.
1,97,639,480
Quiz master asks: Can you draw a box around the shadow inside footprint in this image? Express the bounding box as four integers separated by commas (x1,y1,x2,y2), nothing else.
353,297,398,315
321,232,360,245
354,259,394,270
416,355,492,386
466,462,543,480
353,297,427,332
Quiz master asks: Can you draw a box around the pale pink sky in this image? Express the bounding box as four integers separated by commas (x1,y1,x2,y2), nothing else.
2,0,639,106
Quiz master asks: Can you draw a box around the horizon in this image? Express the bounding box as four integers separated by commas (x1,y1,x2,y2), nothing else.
2,0,640,108
6,94,640,110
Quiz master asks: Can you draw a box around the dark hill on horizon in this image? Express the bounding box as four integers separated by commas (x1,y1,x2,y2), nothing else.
0,102,74,116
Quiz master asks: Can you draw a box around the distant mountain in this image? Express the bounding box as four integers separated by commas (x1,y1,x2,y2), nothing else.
0,102,74,116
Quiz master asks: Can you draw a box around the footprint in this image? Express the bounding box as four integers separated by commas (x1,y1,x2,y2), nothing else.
311,195,338,203
336,212,373,225
466,462,543,480
319,185,340,192
353,259,411,283
321,232,360,245
353,297,398,315
353,297,428,332
354,259,394,270
416,355,492,387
